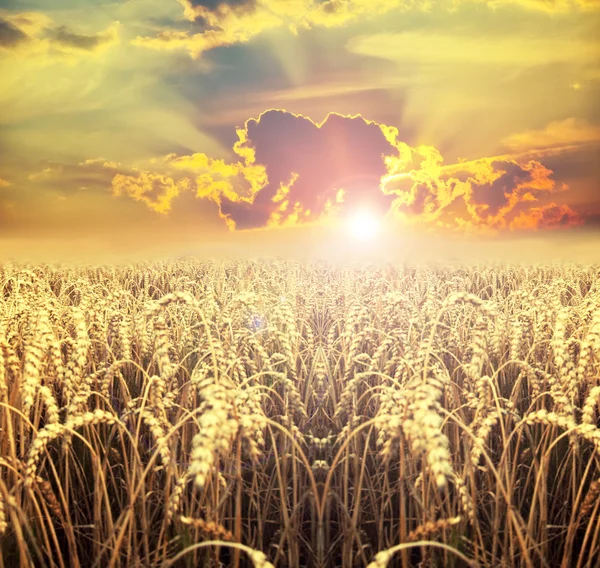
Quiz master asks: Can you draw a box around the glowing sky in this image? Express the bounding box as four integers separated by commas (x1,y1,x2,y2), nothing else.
0,0,599,260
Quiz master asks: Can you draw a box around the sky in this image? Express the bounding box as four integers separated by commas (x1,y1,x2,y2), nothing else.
0,0,599,262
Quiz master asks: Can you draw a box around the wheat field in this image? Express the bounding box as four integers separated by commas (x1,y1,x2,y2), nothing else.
1,260,599,568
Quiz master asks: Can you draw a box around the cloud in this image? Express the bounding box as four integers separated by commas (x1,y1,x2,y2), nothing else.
28,165,63,182
133,0,411,58
182,0,258,16
133,0,600,57
383,155,560,230
111,172,192,214
16,159,123,199
48,22,120,52
346,32,600,68
0,17,28,48
216,110,410,228
169,151,267,201
80,158,122,169
510,203,584,230
111,109,587,233
487,0,599,12
0,177,11,187
462,159,556,228
0,12,51,39
0,12,119,57
502,118,600,153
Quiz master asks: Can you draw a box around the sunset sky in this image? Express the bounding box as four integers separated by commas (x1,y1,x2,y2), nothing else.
1,0,599,262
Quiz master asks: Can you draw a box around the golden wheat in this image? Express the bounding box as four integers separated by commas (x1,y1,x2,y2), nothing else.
0,260,599,567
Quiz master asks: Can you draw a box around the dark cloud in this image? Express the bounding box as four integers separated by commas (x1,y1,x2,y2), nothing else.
185,0,257,15
181,0,258,28
0,18,28,48
189,0,254,7
583,212,600,227
49,25,114,51
536,145,600,183
220,110,397,229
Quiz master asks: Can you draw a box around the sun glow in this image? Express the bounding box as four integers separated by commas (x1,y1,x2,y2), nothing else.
347,210,380,241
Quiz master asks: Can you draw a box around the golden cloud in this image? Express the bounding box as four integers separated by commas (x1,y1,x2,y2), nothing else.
167,149,267,206
80,158,122,169
502,118,600,153
110,109,585,233
347,32,600,68
485,0,599,12
111,172,191,214
132,0,599,57
133,0,417,58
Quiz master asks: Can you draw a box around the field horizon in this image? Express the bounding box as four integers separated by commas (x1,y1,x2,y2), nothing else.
2,227,600,266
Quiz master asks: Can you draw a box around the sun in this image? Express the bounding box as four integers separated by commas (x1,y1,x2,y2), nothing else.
347,210,380,241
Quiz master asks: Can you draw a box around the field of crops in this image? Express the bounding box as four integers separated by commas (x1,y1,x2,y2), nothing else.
1,260,599,567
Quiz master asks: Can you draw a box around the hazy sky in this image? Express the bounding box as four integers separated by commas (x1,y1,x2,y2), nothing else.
0,0,599,261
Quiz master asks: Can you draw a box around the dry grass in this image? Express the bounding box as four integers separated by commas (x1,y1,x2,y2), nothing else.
1,259,599,567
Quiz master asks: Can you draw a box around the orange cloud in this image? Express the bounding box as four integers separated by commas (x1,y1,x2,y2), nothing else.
0,178,11,187
510,203,584,230
383,155,561,230
458,159,556,229
111,172,191,214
